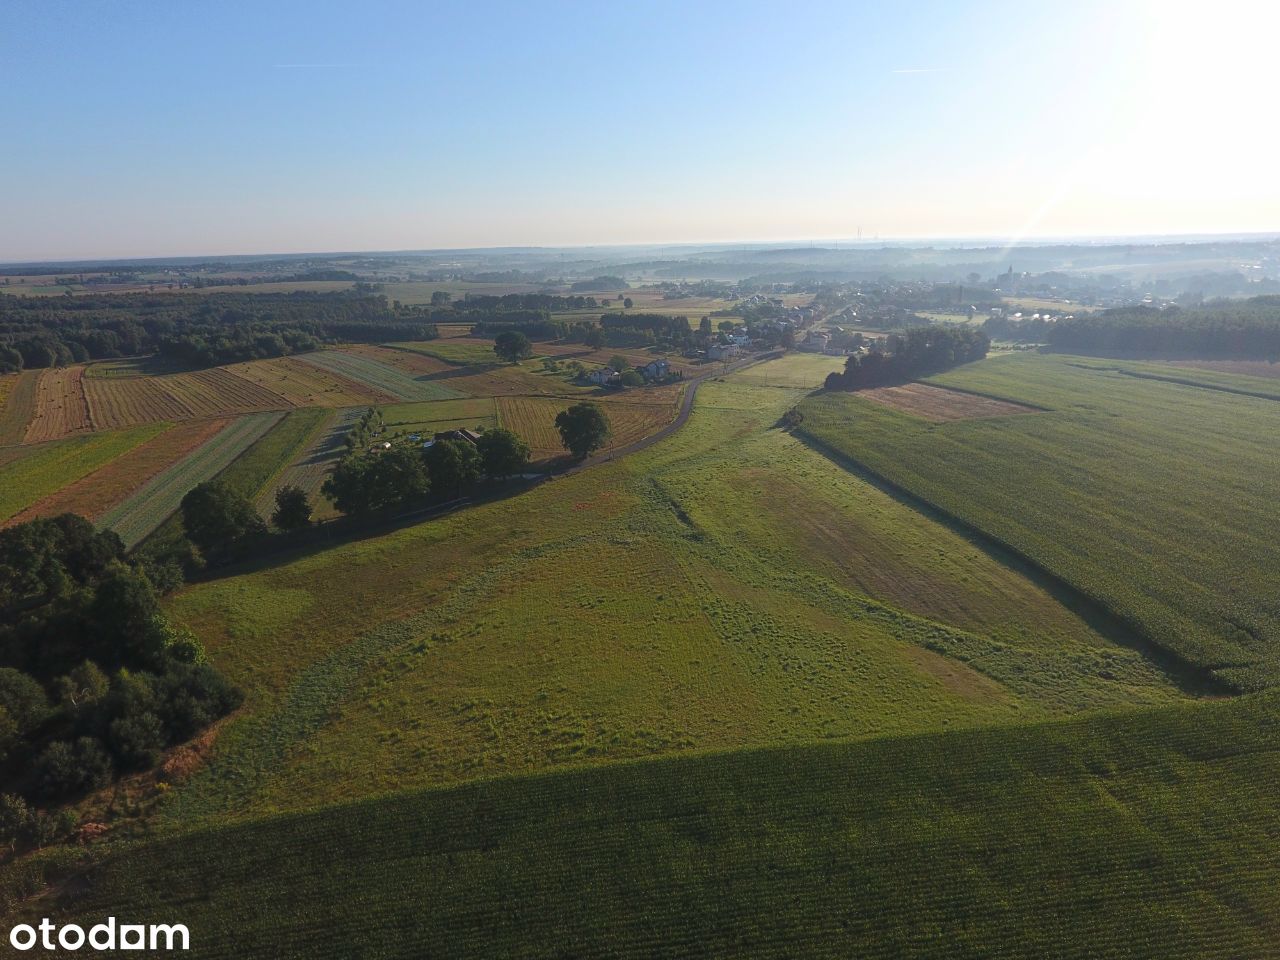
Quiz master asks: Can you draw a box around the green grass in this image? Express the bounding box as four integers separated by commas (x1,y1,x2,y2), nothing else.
151,359,1187,825
101,412,284,548
23,691,1280,959
295,350,466,401
388,339,499,366
0,425,166,522
798,353,1280,691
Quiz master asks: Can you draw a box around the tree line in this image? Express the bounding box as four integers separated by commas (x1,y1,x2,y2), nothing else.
823,326,990,390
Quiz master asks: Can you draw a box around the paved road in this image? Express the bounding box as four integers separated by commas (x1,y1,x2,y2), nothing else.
557,350,785,476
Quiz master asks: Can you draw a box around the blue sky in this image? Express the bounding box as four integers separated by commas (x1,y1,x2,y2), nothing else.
3,0,1277,260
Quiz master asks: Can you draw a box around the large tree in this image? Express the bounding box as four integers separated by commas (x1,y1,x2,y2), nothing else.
271,485,313,531
423,439,481,499
475,428,530,480
180,481,266,556
555,403,611,459
494,330,533,364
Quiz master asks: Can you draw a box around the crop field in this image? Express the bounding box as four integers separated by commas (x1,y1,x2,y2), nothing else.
799,353,1280,691
0,425,165,523
296,349,466,402
100,412,285,548
134,357,1190,830
222,356,387,407
253,408,362,521
859,382,1038,421
23,366,94,442
729,352,845,388
6,419,229,525
28,691,1280,959
0,371,38,444
82,366,290,431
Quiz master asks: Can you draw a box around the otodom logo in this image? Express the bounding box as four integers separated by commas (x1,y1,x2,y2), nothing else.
8,918,189,952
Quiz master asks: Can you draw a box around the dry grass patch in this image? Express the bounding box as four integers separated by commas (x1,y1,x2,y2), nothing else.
225,356,389,406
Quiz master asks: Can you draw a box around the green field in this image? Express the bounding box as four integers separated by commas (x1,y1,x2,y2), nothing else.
100,412,285,548
0,425,166,522
296,350,467,401
22,690,1280,959
798,353,1280,691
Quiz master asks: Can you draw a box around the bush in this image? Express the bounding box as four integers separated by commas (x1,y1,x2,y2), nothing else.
33,737,114,802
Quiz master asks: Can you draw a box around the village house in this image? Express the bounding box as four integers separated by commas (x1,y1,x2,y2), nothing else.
586,368,620,386
707,343,740,361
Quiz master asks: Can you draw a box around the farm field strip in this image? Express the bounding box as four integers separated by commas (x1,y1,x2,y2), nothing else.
858,382,1039,421
0,370,38,444
381,398,498,435
24,366,93,442
296,349,466,401
223,356,389,407
0,425,166,523
100,412,285,548
84,365,292,431
7,419,230,525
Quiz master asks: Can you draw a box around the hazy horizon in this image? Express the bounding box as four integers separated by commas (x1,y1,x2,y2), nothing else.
5,0,1278,261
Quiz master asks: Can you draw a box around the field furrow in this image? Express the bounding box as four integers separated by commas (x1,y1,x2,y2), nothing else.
100,411,285,547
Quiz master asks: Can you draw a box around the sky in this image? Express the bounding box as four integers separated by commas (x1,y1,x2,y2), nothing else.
3,0,1278,261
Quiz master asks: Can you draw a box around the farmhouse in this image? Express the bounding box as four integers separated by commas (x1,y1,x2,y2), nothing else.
434,428,482,445
639,359,670,380
587,368,620,386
